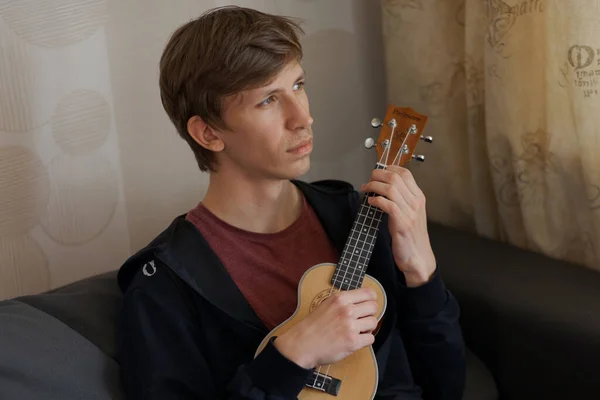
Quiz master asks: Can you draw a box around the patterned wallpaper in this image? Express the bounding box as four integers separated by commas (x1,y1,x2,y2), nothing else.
0,0,387,299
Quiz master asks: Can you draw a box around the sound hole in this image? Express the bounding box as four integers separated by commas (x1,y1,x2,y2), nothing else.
309,289,332,313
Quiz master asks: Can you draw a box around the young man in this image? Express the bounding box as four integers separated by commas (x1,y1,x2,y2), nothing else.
117,6,466,400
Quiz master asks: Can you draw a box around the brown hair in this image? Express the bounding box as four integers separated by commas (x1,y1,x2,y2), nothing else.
158,6,304,172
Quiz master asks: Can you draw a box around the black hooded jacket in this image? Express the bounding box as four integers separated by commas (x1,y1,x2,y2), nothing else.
117,179,466,399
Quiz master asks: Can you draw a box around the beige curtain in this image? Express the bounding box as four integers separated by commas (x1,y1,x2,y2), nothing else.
0,0,387,300
382,0,600,270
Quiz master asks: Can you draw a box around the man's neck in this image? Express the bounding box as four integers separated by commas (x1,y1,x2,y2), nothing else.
200,171,303,234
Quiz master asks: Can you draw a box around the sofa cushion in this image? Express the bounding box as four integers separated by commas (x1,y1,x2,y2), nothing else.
0,300,124,400
464,348,498,400
17,270,121,359
429,221,600,399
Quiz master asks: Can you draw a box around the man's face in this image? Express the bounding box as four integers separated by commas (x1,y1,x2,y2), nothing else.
216,60,313,181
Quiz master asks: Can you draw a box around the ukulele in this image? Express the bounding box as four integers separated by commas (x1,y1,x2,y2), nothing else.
255,105,430,399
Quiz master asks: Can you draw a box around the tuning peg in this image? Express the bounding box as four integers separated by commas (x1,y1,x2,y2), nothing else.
364,137,376,149
420,135,433,143
371,118,382,128
412,154,425,162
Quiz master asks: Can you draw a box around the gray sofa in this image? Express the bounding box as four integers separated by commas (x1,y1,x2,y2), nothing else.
7,220,597,399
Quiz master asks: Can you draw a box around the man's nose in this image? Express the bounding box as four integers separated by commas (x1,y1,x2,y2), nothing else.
287,97,312,131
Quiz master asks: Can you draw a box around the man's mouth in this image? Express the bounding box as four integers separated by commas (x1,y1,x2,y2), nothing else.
288,138,313,154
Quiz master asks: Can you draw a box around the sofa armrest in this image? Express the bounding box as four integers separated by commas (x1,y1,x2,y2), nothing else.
428,222,600,400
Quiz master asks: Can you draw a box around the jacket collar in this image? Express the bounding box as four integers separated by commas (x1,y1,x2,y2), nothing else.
119,179,358,332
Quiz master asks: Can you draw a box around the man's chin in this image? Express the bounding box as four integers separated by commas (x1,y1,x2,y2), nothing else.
291,158,311,179
277,159,311,181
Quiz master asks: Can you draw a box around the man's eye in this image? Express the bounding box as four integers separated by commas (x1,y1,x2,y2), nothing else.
260,96,275,106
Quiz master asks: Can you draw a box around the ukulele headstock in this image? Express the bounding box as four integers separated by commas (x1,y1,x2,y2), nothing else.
365,105,431,167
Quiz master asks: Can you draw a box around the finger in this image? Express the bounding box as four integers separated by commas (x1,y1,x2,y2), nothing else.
386,165,422,197
354,332,376,349
368,194,415,224
364,181,412,217
352,300,379,319
362,181,413,214
364,170,417,203
355,316,378,333
337,287,377,305
370,167,420,198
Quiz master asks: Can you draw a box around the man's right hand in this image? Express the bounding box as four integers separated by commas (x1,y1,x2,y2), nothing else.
273,287,379,369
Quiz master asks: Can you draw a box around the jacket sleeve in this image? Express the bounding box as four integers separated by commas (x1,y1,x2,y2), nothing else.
394,267,467,400
117,265,313,400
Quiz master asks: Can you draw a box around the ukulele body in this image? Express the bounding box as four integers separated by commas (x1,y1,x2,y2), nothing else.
255,263,387,399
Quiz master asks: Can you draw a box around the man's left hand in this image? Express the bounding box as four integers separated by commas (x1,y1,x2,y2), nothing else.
361,166,436,288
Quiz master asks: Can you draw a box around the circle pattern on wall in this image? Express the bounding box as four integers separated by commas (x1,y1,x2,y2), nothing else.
0,146,50,236
0,0,108,48
52,90,111,155
39,154,118,245
0,235,50,299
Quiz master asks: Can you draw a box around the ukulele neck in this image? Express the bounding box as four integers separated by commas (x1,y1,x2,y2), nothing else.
330,163,386,291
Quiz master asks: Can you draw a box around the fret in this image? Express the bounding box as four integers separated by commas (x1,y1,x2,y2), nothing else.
350,225,378,236
335,266,366,281
355,214,382,228
345,240,374,253
333,281,364,292
332,261,368,290
345,257,369,267
332,280,364,292
339,258,365,266
343,232,376,248
331,164,387,291
354,213,382,229
340,254,370,266
305,371,342,395
332,275,364,289
357,209,382,221
345,248,371,259
349,230,378,243
342,244,375,260
343,241,375,257
309,373,328,391
333,262,367,278
353,225,379,239
335,263,367,276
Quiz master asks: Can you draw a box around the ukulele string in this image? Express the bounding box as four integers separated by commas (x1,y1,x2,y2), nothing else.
316,171,383,386
315,123,400,387
344,120,401,295
327,121,398,300
321,185,382,382
314,185,377,386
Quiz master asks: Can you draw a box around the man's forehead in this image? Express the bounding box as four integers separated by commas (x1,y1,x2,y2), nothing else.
230,63,304,106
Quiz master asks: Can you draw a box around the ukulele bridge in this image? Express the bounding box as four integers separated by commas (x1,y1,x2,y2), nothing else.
306,370,342,396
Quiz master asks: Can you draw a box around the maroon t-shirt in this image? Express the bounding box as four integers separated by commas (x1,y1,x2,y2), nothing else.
186,194,340,331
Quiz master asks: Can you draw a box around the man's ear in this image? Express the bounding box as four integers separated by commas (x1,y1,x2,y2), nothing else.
187,116,225,152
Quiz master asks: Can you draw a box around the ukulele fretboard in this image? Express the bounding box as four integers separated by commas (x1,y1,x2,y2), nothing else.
331,164,385,291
